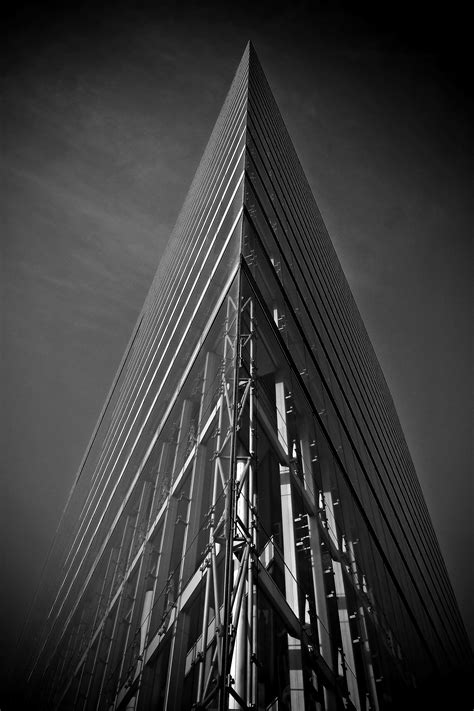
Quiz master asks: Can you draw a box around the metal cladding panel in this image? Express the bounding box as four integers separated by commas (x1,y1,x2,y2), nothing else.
26,46,250,696
242,45,471,676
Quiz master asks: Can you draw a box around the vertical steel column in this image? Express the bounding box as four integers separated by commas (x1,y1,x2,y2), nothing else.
247,295,257,709
151,396,200,707
275,377,305,711
148,442,173,525
162,439,208,711
219,285,241,711
196,298,238,708
348,540,379,711
299,434,336,711
133,495,178,708
227,293,257,710
172,399,195,477
95,516,135,707
118,547,154,692
112,560,144,702
162,610,191,710
95,551,128,705
128,480,153,563
321,466,361,711
181,445,208,583
199,352,220,426
196,387,225,704
229,456,248,709
130,563,154,703
195,298,240,709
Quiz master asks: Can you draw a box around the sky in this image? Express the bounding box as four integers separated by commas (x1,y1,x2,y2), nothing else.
2,0,472,700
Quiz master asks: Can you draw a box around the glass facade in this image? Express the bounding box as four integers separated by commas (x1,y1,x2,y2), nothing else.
23,43,471,711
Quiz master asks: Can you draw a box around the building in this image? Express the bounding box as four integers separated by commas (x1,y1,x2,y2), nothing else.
23,42,472,710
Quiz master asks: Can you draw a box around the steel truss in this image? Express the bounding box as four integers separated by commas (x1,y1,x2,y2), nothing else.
184,290,258,711
180,290,365,711
47,289,393,711
188,289,384,711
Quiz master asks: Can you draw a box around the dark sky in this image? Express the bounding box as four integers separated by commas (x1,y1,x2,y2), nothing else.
2,0,472,696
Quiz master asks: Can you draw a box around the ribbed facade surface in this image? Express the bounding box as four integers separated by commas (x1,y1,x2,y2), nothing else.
23,43,471,711
243,47,470,673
